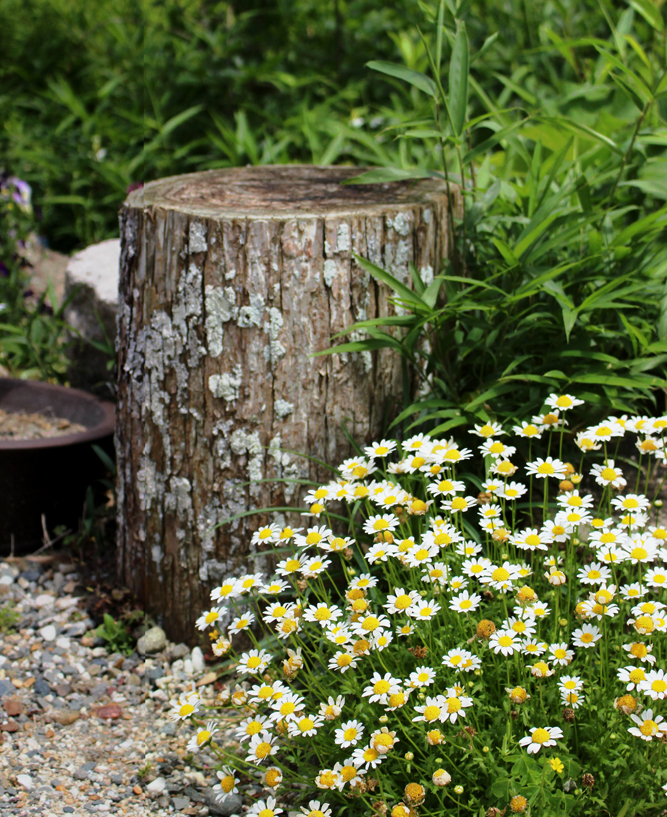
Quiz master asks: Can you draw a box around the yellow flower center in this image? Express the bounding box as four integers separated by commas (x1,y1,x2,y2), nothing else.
344,727,358,741
554,649,567,659
179,704,194,717
525,534,541,547
389,692,406,707
319,771,336,788
640,720,657,737
306,531,323,545
362,616,381,632
444,449,461,461
537,462,555,474
489,442,505,453
635,616,655,633
285,559,300,572
410,456,426,468
374,680,391,695
492,567,510,582
314,607,332,621
340,765,357,782
364,748,379,762
374,733,393,748
220,775,235,793
196,730,211,745
423,705,441,721
651,679,667,693
532,728,551,744
299,717,314,732
205,611,219,623
446,697,462,713
255,742,272,759
588,570,601,579
247,655,262,668
629,669,646,684
498,635,513,647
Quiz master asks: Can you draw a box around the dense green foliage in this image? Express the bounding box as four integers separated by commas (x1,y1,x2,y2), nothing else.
321,0,667,428
2,0,666,416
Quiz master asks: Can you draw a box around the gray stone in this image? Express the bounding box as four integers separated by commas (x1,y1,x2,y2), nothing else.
0,679,15,697
73,762,96,780
110,774,123,785
137,626,166,655
172,797,190,811
160,722,177,736
65,622,89,638
64,238,120,395
146,667,165,685
169,643,190,661
205,790,243,816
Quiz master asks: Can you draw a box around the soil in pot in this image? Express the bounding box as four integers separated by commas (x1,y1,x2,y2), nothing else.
0,408,87,440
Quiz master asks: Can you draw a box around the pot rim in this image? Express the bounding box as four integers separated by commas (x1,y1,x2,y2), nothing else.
0,378,115,450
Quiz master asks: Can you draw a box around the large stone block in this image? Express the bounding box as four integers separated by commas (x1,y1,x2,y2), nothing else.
64,238,120,396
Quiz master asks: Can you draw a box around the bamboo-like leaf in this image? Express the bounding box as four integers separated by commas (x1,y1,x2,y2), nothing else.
353,255,426,307
630,0,664,31
366,61,438,97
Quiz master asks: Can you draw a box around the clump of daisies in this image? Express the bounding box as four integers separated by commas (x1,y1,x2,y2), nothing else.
173,396,667,816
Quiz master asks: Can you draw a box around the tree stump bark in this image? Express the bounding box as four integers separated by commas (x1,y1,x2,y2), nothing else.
117,165,454,642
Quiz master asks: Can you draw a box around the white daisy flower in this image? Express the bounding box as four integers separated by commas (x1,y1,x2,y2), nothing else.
246,731,279,765
518,726,563,754
334,719,365,748
212,766,239,801
186,720,219,753
628,709,667,741
571,624,601,648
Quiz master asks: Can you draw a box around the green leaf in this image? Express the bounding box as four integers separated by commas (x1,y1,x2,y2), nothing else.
353,255,425,307
562,306,578,342
366,61,438,97
449,22,469,136
630,0,664,31
493,238,518,266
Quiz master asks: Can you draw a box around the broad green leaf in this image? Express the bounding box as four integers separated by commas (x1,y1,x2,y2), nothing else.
366,61,438,97
449,22,469,136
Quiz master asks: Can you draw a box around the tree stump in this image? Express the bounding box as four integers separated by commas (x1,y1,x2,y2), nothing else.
117,165,454,642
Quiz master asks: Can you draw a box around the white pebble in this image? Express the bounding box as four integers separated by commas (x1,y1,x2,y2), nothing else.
191,646,205,673
34,594,55,608
17,774,33,790
40,624,57,642
0,574,14,586
55,636,71,650
183,659,194,676
146,777,166,793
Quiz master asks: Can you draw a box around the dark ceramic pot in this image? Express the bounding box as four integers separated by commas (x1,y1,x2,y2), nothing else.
0,378,115,554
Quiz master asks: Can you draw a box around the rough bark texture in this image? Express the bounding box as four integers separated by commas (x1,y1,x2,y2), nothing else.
116,165,456,642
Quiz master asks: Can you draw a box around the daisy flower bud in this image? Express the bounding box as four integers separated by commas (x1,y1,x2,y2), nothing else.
432,768,451,787
404,782,426,805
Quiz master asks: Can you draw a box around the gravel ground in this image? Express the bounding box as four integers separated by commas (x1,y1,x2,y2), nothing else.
0,557,247,817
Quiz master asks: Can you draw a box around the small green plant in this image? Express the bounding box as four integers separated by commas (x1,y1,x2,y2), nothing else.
0,602,21,634
95,612,135,657
136,761,153,782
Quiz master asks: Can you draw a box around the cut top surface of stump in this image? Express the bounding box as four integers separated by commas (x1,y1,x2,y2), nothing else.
126,164,446,219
